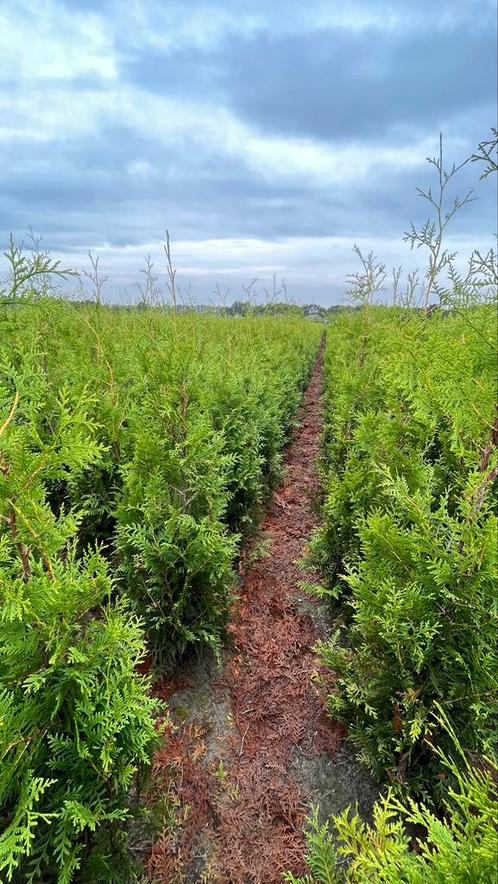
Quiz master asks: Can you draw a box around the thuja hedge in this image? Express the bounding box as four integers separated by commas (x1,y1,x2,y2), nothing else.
0,378,160,882
312,305,497,795
0,301,321,879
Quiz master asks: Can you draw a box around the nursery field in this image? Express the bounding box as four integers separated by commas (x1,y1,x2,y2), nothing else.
0,269,497,882
0,301,322,881
296,302,498,881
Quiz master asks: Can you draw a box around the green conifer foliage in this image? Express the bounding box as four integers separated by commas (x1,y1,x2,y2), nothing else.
2,301,321,663
0,369,159,882
286,735,498,883
1,281,322,876
314,306,498,790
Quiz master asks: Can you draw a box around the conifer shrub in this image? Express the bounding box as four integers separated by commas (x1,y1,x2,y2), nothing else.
285,744,498,883
313,134,498,794
314,305,497,790
0,243,322,877
115,388,238,664
0,370,159,882
2,294,321,664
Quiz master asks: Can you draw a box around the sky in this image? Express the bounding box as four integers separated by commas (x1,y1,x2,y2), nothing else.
1,0,497,305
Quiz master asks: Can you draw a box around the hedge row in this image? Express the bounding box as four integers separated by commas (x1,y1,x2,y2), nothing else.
0,300,322,881
313,305,497,797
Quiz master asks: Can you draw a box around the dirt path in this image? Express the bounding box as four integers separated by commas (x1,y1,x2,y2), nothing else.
146,348,377,883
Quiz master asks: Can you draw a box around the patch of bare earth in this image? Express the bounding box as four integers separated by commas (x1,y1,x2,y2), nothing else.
145,349,378,884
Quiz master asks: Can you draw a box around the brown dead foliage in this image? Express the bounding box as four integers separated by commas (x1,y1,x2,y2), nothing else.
147,346,345,883
147,723,218,883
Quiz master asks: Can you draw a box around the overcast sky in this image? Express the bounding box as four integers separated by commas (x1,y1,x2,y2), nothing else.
1,0,496,304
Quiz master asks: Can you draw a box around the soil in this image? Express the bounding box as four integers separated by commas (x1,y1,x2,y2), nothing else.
145,349,378,884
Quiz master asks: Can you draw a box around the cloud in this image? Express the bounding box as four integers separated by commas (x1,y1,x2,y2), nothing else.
0,79,456,196
0,1,117,83
123,18,495,145
0,0,496,303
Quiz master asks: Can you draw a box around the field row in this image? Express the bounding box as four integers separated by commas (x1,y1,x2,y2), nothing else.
293,304,497,881
0,304,322,882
